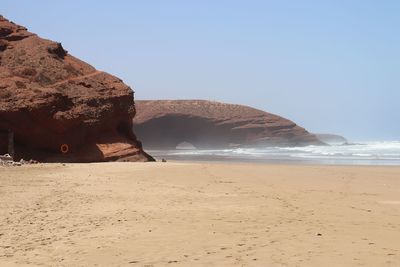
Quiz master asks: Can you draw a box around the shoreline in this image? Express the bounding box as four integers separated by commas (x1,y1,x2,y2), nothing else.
149,156,400,167
4,160,400,168
145,141,400,167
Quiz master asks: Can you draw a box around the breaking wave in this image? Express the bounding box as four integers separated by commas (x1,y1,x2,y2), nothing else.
148,141,400,166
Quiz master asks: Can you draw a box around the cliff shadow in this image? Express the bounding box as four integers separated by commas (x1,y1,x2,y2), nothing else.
132,114,263,150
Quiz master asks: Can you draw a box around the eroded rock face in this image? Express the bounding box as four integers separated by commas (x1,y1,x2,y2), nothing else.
0,16,153,162
133,100,324,149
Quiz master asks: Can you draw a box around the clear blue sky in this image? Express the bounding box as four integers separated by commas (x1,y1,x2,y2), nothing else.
2,0,399,141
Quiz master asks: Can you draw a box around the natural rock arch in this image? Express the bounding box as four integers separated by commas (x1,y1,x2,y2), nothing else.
133,114,237,149
133,100,324,149
176,142,197,150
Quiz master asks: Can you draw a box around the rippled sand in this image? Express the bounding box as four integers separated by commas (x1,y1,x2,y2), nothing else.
0,162,399,266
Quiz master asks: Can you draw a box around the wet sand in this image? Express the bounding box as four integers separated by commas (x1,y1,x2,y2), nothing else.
0,162,400,266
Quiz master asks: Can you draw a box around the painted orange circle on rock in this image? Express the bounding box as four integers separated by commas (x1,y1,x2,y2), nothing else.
60,144,69,154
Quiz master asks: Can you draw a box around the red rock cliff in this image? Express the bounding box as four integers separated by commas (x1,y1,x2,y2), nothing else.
0,16,153,162
133,100,324,149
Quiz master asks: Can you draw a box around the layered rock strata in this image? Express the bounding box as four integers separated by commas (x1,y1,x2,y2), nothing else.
0,16,153,162
133,100,324,149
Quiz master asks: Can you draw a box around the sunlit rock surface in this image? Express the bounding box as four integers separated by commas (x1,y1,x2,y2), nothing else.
133,100,324,149
0,16,153,162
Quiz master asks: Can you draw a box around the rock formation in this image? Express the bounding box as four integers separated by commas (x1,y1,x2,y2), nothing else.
133,100,324,149
315,134,348,145
0,16,153,162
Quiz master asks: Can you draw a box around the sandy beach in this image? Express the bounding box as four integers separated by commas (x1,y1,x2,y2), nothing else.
0,162,399,266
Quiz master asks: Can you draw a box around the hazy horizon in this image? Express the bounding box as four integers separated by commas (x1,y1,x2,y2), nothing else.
2,1,399,141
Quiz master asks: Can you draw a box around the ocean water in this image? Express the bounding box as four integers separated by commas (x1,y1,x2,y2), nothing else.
148,141,400,166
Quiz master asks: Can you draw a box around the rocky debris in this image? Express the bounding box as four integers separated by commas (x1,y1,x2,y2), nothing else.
133,100,324,149
0,153,12,161
0,154,38,167
0,16,153,162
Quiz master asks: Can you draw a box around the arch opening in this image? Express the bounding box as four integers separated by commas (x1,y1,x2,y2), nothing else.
176,141,197,150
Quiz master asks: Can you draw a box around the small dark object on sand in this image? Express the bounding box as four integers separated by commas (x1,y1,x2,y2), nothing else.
162,158,167,162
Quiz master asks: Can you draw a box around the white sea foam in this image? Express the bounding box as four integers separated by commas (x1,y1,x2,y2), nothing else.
149,141,400,165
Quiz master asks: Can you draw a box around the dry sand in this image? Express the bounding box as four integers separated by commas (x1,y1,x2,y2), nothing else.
0,162,399,266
